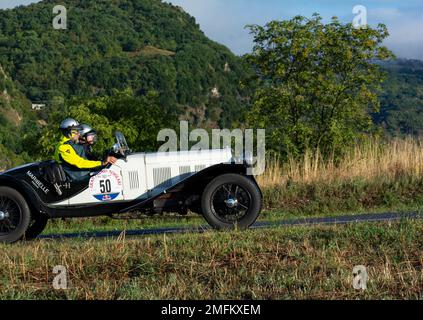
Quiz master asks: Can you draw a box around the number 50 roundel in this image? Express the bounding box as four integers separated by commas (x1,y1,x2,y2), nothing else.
89,169,123,202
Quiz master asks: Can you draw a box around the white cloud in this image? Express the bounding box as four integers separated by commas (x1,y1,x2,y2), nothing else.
369,7,423,59
171,0,290,55
385,18,423,60
0,0,39,9
370,7,402,20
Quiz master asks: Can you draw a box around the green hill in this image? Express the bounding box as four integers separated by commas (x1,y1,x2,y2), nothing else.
0,64,39,170
0,0,251,128
375,59,423,136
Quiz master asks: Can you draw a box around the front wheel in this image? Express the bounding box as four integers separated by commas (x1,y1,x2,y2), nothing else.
0,187,31,243
201,174,262,230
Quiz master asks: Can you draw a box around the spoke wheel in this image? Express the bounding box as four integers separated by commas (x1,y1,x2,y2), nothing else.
0,196,22,235
210,183,251,223
0,187,31,243
201,174,262,230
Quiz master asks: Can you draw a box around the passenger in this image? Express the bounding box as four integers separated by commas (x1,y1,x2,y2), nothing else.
78,124,98,161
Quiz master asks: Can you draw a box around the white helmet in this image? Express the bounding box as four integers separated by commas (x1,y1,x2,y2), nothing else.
79,124,98,144
59,118,81,137
79,124,94,136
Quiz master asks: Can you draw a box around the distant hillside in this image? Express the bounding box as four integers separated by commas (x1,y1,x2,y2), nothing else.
0,0,251,128
376,59,423,136
0,64,39,170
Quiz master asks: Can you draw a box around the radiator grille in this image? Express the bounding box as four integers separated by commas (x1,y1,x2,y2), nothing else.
195,165,206,172
128,171,139,190
179,166,191,175
153,167,172,188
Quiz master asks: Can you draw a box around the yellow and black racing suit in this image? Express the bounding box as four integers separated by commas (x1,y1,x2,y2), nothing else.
54,136,103,182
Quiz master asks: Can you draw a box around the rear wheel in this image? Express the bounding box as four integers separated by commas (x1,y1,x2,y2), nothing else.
0,187,31,243
201,174,262,230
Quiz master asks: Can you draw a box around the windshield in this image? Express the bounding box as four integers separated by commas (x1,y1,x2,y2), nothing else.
115,131,130,156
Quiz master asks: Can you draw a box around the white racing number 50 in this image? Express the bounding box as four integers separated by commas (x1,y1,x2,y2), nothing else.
89,169,123,202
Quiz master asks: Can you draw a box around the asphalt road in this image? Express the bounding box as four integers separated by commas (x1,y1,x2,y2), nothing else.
38,211,423,240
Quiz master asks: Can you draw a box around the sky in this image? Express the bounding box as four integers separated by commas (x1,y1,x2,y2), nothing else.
1,0,422,60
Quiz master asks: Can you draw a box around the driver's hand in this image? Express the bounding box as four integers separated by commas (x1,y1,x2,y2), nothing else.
104,156,118,166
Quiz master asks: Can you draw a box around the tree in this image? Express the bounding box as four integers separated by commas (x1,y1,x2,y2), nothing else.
38,89,178,160
245,14,394,158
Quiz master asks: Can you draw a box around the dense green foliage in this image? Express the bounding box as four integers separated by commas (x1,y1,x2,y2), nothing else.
374,59,423,136
38,88,177,159
0,0,251,128
245,15,394,159
0,65,39,169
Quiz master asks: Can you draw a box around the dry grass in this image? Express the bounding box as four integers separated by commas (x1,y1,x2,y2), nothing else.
257,137,423,188
0,221,421,299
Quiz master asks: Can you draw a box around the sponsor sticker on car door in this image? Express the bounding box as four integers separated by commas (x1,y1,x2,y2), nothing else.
89,169,123,202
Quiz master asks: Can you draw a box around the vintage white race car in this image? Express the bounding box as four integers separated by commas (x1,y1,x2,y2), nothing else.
0,132,262,243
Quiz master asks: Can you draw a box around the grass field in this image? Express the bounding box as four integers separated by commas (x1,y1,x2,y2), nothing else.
1,137,423,299
0,220,421,299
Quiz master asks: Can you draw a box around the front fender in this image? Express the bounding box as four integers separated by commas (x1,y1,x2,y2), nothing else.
174,163,262,197
0,174,49,218
119,163,261,213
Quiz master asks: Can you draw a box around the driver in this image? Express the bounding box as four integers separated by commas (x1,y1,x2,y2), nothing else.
54,118,117,182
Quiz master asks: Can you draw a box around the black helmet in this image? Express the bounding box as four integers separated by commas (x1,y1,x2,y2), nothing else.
59,118,81,137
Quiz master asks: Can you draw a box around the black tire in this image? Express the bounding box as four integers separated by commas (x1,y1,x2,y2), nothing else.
0,186,31,243
201,174,262,230
24,215,48,240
